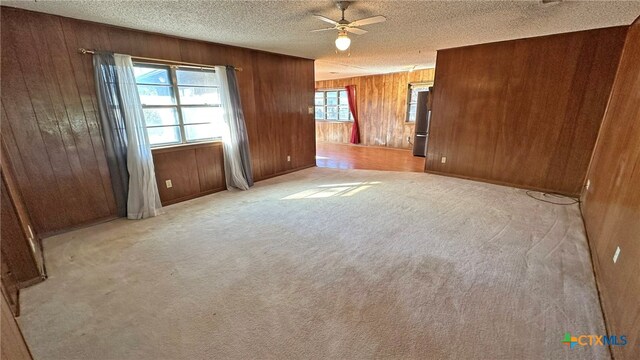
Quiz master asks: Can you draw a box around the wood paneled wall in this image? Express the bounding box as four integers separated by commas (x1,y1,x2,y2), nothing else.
581,18,640,360
315,69,434,149
152,143,226,205
0,143,44,288
1,175,42,287
426,27,627,196
0,7,316,235
1,291,33,360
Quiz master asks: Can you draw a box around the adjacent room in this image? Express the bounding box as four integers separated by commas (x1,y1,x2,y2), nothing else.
1,1,638,359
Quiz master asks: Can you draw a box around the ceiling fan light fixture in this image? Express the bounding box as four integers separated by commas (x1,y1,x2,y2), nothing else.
335,31,351,51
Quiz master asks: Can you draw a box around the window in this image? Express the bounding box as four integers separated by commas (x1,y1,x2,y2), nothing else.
315,89,353,121
134,63,223,147
406,83,432,122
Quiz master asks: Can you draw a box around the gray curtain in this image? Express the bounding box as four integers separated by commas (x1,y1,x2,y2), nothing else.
113,54,163,219
217,66,253,189
93,51,129,217
93,52,163,219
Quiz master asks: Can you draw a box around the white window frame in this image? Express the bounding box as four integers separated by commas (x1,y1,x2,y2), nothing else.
406,82,433,122
315,89,353,122
134,62,221,148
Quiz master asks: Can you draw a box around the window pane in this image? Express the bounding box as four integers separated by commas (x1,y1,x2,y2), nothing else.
410,88,419,103
410,87,430,104
326,91,338,105
339,107,350,121
184,123,222,142
315,91,324,98
134,65,171,85
178,86,220,105
147,126,181,146
182,106,223,124
326,106,338,120
339,91,349,105
176,69,217,86
137,85,175,105
143,108,179,126
326,97,339,106
315,106,325,120
314,97,324,106
408,103,417,122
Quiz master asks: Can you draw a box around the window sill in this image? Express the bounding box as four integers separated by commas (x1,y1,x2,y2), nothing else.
151,140,222,153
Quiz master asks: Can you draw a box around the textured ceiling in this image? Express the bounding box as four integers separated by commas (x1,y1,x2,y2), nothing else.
3,1,640,80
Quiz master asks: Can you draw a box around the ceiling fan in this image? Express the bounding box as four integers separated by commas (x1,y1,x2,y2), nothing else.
311,1,386,51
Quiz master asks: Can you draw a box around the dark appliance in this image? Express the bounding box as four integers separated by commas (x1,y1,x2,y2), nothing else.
412,87,432,157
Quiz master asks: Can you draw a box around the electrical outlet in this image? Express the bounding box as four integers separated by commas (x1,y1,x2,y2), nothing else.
287,155,291,162
165,180,173,188
585,179,591,190
441,156,447,164
308,107,314,115
613,246,621,264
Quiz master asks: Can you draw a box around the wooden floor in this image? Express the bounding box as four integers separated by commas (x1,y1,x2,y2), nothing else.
316,142,425,172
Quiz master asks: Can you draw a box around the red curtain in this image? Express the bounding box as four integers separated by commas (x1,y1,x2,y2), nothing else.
345,85,360,144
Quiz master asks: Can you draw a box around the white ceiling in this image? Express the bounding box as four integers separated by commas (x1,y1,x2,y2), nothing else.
3,1,640,80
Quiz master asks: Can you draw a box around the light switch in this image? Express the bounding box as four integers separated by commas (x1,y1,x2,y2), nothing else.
165,180,173,188
441,156,447,164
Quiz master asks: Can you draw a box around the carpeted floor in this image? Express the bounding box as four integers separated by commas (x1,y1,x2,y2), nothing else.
19,168,608,360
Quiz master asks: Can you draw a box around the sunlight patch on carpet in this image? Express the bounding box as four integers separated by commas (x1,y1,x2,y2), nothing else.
282,181,380,200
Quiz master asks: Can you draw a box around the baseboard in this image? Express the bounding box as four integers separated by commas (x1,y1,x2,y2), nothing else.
162,164,317,206
317,142,412,151
42,165,318,238
40,215,119,239
424,170,579,197
255,164,317,182
17,276,45,290
161,187,226,206
578,202,615,359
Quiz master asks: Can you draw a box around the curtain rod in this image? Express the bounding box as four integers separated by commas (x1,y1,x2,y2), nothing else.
78,48,242,72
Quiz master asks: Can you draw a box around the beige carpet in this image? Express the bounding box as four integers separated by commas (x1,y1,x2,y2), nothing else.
19,168,608,360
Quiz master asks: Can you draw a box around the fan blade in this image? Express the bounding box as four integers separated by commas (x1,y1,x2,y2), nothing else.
313,15,338,25
311,27,336,32
346,27,367,35
350,15,386,27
